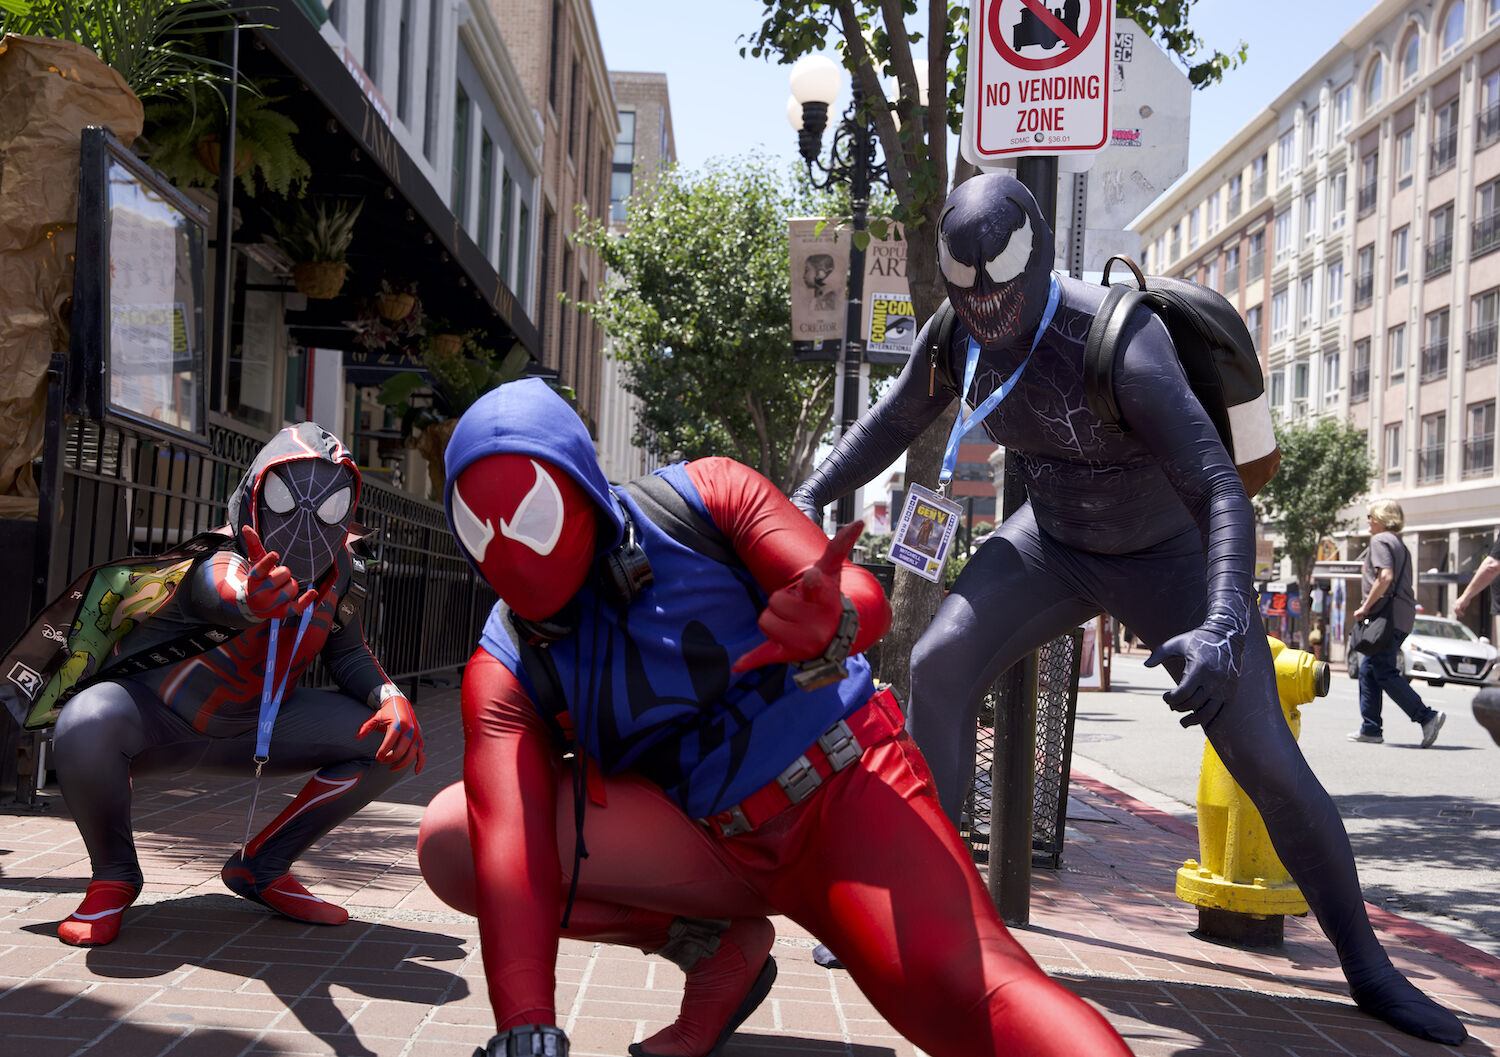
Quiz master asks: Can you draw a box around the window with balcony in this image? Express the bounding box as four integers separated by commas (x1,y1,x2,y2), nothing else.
1246,303,1263,352
1389,323,1408,379
1475,176,1500,257
1327,260,1344,319
1395,127,1414,190
1227,174,1243,219
1271,287,1290,342
1334,82,1353,133
1422,308,1451,381
1366,55,1385,112
1466,400,1496,477
1470,287,1500,367
1427,202,1456,277
1278,127,1297,182
1441,2,1466,59
1274,210,1293,262
1323,346,1342,406
1481,69,1500,148
1355,243,1375,308
1358,150,1379,216
1351,337,1372,401
1392,225,1410,285
1385,421,1404,482
1250,153,1268,200
1420,412,1447,483
1432,97,1460,174
1247,230,1266,278
1329,170,1348,232
1224,245,1241,293
1400,29,1421,89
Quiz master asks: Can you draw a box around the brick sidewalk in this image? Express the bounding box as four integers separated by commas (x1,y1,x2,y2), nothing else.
2,686,1497,1056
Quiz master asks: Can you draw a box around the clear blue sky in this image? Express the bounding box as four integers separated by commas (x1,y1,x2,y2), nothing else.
591,0,1376,193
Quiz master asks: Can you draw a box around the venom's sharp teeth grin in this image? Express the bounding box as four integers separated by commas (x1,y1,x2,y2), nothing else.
964,283,1028,343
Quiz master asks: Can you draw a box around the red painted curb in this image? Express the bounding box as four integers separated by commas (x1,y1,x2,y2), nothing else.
1070,770,1500,983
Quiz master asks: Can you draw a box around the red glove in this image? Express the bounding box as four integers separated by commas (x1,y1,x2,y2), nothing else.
358,685,426,773
733,521,863,672
217,525,318,620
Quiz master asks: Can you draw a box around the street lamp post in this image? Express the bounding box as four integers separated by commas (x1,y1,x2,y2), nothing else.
788,55,883,530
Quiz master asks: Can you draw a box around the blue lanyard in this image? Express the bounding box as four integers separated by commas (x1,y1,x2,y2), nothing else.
255,605,316,762
939,272,1061,487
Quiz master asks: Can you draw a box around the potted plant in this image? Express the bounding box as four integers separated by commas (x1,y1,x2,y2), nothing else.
377,329,531,496
374,278,419,322
270,196,362,299
142,82,311,198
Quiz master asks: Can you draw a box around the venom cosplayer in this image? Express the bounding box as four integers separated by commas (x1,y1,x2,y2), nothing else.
790,172,1465,1045
48,423,424,946
416,378,1133,1057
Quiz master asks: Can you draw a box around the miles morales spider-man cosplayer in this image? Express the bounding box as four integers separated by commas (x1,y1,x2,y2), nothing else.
47,423,424,946
415,378,1133,1057
790,172,1465,1045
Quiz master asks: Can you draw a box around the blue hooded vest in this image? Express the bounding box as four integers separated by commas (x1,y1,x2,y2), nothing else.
444,380,874,818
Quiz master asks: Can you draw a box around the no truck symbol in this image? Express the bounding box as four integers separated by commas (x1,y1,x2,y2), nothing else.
989,0,1104,72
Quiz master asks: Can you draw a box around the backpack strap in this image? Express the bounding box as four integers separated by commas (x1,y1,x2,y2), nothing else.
926,299,961,398
623,473,735,566
1083,284,1143,432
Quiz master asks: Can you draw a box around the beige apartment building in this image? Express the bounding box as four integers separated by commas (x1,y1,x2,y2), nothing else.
1134,0,1500,628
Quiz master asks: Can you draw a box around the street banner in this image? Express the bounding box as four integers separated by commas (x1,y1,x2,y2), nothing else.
962,0,1113,167
861,223,915,366
789,217,848,362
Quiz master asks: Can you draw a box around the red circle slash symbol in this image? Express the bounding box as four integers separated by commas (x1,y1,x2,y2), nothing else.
989,0,1102,72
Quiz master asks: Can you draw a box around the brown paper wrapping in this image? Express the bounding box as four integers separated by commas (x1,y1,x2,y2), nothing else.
0,34,142,517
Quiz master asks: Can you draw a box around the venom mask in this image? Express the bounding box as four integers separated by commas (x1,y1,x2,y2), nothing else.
937,173,1055,347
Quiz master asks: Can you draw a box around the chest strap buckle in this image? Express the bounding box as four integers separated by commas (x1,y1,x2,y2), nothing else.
817,719,862,771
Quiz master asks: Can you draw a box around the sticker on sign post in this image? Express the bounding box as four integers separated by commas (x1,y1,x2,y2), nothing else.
888,483,964,583
962,0,1112,166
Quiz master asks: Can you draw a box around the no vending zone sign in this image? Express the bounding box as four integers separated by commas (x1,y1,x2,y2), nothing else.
964,0,1112,162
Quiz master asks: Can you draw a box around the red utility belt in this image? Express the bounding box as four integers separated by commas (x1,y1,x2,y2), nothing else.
699,687,904,838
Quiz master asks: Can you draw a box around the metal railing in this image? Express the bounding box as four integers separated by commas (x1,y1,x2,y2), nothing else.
1418,445,1445,484
1469,324,1499,368
1250,173,1267,201
1224,262,1239,293
1246,251,1264,280
36,408,491,693
1354,273,1374,308
1474,212,1500,258
1227,191,1242,220
1480,102,1500,150
1464,435,1495,478
1357,180,1378,218
1420,339,1450,382
1431,130,1459,175
1426,233,1454,278
1350,366,1371,402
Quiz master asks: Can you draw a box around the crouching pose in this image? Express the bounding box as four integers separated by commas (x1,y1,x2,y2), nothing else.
790,172,1465,1046
40,424,424,945
417,378,1135,1057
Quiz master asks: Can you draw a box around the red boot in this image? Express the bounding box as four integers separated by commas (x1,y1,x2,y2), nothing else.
58,880,139,946
222,851,348,925
630,917,777,1057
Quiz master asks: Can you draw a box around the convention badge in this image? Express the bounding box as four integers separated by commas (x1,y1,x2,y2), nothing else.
888,483,963,583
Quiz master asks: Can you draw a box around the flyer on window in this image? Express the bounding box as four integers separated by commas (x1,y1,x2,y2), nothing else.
889,483,963,583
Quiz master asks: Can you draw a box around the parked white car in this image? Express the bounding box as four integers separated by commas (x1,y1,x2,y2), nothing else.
1399,615,1500,687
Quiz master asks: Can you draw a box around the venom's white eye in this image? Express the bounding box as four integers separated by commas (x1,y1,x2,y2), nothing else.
499,460,566,556
984,211,1034,284
262,471,295,514
452,483,496,561
316,486,352,525
939,234,977,288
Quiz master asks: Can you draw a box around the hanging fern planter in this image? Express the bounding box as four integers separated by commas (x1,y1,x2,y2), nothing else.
293,260,348,299
193,133,253,177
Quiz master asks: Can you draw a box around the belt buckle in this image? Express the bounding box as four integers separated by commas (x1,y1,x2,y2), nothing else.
817,719,863,772
777,753,823,804
713,804,753,838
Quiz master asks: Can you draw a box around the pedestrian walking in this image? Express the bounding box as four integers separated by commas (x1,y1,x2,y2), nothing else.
1348,499,1446,748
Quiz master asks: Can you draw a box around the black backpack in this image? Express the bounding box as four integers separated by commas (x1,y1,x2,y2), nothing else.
924,256,1280,497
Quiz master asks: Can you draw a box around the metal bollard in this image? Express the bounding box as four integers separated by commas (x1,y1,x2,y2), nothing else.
1175,637,1331,946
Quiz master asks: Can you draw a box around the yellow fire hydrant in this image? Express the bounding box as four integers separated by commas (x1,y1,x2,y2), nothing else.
1175,637,1331,945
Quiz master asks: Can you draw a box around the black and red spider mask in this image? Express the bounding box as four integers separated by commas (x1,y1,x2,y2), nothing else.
227,423,361,586
938,173,1055,348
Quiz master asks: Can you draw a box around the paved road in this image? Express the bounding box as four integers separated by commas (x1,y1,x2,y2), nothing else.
1071,648,1500,959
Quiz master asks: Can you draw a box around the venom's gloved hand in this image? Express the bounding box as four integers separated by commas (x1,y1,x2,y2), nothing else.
358,685,426,773
1146,616,1244,728
733,521,862,677
221,525,318,621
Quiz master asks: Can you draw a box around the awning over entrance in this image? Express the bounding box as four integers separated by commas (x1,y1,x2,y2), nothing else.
242,11,539,361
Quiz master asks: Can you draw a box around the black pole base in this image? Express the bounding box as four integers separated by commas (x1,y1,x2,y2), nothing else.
1193,907,1285,948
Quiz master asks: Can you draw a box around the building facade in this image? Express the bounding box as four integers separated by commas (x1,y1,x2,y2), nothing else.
1133,0,1500,631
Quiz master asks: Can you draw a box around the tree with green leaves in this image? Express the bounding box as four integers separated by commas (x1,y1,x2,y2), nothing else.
572,155,849,492
1255,416,1374,647
742,0,1245,700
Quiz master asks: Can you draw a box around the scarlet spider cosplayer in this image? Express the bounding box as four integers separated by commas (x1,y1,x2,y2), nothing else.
790,172,1465,1045
47,423,423,946
415,378,1134,1057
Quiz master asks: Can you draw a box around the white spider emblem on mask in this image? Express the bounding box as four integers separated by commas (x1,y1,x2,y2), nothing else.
453,458,566,560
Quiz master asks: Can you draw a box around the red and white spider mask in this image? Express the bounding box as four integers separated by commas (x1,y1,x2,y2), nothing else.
450,453,597,620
